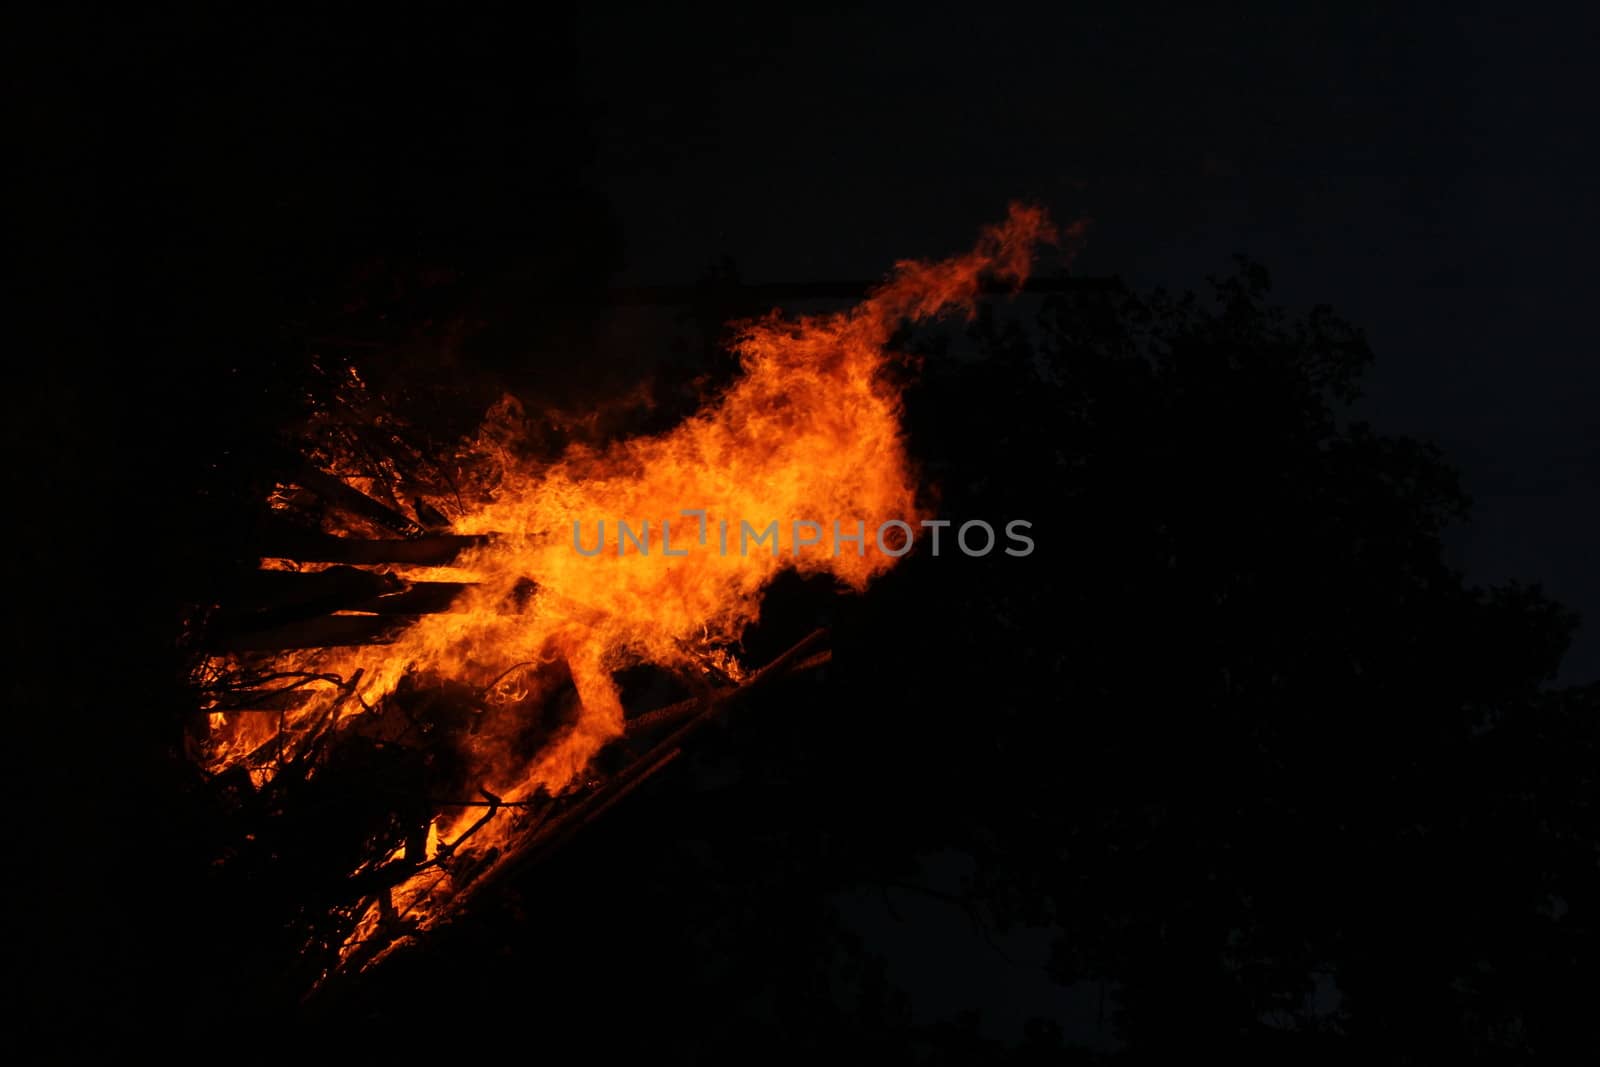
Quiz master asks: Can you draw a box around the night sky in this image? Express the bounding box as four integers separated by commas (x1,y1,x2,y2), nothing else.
576,4,1599,682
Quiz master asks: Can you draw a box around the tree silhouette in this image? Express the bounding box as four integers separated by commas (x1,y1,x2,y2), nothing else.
278,262,1597,1063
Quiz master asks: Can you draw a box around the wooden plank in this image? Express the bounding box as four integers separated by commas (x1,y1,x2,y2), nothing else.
353,582,470,615
211,614,420,652
257,522,487,565
217,568,470,633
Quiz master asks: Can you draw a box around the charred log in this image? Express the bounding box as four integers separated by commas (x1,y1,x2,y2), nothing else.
257,521,487,565
211,614,420,652
292,463,425,537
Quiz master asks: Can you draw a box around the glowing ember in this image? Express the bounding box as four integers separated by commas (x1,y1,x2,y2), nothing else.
194,204,1060,970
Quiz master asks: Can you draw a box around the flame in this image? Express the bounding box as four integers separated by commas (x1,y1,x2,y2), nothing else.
195,204,1058,967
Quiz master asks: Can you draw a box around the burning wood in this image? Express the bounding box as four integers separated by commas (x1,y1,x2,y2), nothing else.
257,522,487,566
188,205,1067,984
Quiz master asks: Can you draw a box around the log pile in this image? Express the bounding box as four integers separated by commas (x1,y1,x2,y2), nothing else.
192,465,833,993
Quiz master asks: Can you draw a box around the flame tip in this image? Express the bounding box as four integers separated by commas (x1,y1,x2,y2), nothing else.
203,206,1057,969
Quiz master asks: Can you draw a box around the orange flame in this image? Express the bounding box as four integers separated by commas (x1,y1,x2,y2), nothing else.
196,204,1058,964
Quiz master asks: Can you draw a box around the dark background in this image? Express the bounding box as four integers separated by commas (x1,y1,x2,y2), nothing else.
9,4,1597,1062
574,5,1598,684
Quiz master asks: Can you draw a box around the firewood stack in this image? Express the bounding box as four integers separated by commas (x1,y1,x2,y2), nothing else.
188,459,831,993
